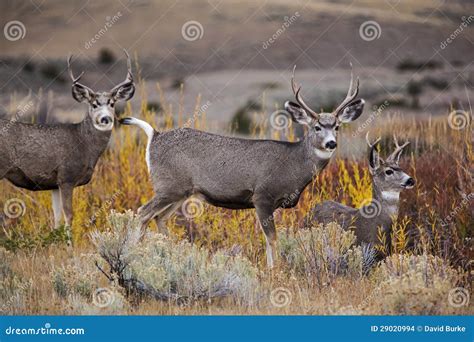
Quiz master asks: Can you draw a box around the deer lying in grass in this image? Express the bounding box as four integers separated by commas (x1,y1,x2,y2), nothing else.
0,51,135,242
303,133,415,255
120,66,365,268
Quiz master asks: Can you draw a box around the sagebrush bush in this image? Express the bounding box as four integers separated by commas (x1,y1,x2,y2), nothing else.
91,211,260,305
51,252,128,315
278,223,376,285
369,254,462,315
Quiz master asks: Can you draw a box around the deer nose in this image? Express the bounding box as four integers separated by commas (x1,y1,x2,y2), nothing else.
325,141,337,150
405,178,415,187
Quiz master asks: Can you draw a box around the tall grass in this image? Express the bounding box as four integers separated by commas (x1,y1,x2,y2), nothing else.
0,80,472,315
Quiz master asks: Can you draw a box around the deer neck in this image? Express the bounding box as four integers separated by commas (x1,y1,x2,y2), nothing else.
78,115,113,152
302,135,332,175
372,184,401,219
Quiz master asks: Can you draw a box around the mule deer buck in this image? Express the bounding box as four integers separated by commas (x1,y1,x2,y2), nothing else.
0,50,135,242
120,66,364,268
303,133,415,256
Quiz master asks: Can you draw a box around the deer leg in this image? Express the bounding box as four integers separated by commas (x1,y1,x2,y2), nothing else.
153,200,183,236
254,203,277,269
51,189,63,228
137,196,179,233
59,184,74,245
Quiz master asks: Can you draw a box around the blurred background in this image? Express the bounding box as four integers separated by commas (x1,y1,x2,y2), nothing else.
0,0,472,135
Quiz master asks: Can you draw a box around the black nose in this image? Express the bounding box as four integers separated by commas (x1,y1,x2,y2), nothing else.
405,178,415,186
325,141,337,150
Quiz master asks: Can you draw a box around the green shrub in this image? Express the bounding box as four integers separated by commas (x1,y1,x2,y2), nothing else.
91,211,260,305
279,223,376,285
370,254,462,314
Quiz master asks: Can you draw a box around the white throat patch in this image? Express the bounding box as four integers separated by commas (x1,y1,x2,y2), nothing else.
315,148,334,160
382,191,400,202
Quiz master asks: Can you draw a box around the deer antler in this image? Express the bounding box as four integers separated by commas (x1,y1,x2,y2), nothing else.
110,49,134,93
67,55,85,84
291,65,319,119
334,63,359,116
386,134,410,164
365,131,381,148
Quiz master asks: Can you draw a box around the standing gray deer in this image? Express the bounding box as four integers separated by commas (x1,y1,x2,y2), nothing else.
0,51,135,241
120,66,365,268
303,133,415,256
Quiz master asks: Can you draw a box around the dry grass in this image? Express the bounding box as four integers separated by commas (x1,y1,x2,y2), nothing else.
0,83,472,315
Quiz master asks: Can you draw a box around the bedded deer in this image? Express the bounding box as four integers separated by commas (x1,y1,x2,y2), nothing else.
0,51,135,242
303,133,415,255
120,66,365,268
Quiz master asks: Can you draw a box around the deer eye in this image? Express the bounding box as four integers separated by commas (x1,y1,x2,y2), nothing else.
385,169,394,175
314,126,321,131
92,103,98,109
335,126,339,131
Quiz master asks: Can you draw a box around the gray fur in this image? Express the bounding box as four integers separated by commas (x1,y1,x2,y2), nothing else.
0,51,135,240
121,67,364,268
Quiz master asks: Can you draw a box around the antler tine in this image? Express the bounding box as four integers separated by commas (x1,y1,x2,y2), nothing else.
290,65,319,119
386,134,410,163
67,55,84,84
110,49,135,92
123,49,133,81
291,65,298,95
365,131,381,148
334,63,359,115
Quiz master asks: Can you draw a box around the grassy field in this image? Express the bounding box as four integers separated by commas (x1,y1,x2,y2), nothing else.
0,84,472,315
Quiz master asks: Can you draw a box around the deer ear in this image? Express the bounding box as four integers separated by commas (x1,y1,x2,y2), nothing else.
284,101,313,125
368,143,381,173
338,99,364,123
72,84,93,103
112,82,135,102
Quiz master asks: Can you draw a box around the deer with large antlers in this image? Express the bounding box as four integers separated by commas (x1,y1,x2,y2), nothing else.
0,50,135,242
120,65,364,268
303,133,415,255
